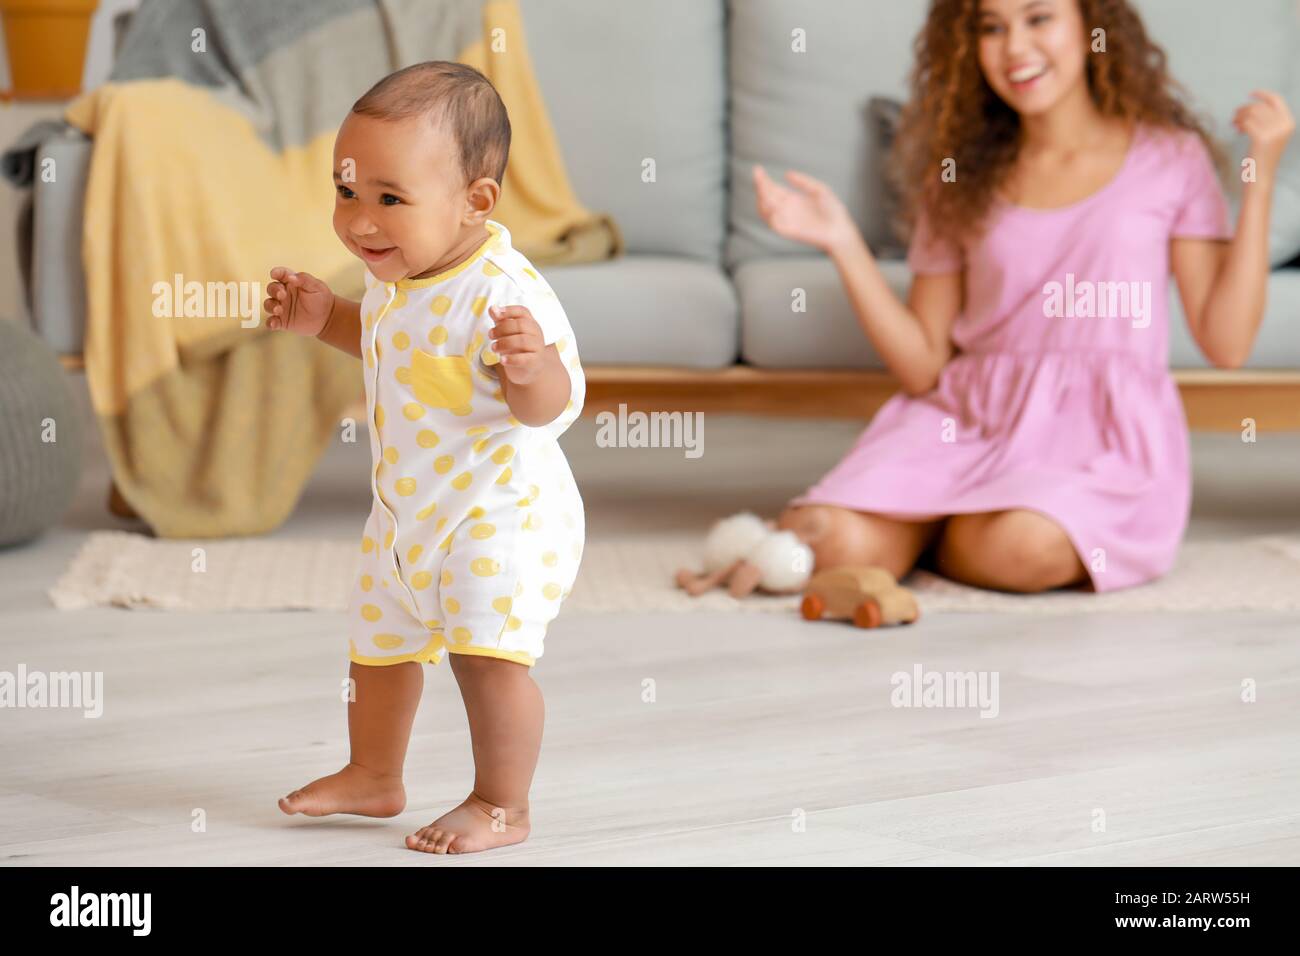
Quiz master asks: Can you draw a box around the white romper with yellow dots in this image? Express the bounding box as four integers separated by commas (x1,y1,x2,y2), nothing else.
348,220,585,669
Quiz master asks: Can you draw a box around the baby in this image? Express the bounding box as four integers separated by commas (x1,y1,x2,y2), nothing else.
264,61,585,854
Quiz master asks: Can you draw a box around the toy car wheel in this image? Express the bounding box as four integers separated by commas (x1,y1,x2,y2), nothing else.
800,593,825,621
853,599,882,629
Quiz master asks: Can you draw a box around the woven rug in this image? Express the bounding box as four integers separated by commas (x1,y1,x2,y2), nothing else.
48,529,1300,614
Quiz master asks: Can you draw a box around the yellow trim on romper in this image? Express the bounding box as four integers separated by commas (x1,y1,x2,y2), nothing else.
445,645,536,667
395,221,502,290
347,632,535,668
350,633,446,667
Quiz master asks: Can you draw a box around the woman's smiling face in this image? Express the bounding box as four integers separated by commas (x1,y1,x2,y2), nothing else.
331,111,469,282
977,0,1090,117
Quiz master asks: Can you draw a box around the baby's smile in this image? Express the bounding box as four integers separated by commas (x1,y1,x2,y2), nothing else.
356,243,397,264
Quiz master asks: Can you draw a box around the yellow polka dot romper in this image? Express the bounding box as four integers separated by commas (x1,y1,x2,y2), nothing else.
348,220,585,669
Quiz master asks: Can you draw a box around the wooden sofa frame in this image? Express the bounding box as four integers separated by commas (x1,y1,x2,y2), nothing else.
58,356,1300,430
56,356,1300,517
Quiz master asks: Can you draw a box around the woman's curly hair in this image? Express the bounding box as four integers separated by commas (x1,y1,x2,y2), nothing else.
890,0,1227,243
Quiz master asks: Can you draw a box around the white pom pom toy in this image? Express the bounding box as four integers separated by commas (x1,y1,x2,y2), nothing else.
751,530,813,592
676,512,815,598
702,512,770,572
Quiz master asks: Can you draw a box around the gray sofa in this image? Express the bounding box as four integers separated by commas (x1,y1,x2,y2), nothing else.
21,0,1300,371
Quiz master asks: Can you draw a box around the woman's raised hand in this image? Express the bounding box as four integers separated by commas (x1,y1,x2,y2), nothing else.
1235,90,1295,171
752,164,861,255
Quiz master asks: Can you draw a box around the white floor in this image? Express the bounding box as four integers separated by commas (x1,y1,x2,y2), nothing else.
2,376,1299,866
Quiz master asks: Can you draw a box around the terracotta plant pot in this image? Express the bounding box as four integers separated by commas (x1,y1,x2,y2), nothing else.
1,0,99,99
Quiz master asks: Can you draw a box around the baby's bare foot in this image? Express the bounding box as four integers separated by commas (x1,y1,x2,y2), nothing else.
278,762,406,817
405,791,530,854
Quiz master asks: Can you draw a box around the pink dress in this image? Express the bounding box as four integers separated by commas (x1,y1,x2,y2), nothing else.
790,124,1232,592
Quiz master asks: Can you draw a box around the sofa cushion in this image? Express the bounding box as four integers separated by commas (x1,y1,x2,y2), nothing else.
545,256,737,367
726,0,925,268
521,0,727,262
736,256,892,369
738,256,1300,370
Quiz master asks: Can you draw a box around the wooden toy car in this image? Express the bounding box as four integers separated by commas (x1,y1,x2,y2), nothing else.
799,566,920,628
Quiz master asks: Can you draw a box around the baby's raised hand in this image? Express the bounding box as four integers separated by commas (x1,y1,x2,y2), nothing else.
264,266,335,336
487,304,547,385
752,164,859,255
1234,90,1295,170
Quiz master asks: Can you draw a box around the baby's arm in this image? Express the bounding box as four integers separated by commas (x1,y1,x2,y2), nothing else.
1174,91,1295,368
316,295,362,360
488,303,571,427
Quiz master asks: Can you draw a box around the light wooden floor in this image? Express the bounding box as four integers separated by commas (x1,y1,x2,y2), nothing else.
2,379,1299,866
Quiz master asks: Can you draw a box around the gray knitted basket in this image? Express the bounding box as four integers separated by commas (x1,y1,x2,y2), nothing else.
0,320,83,548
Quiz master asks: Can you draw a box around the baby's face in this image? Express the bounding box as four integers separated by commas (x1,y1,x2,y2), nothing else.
332,112,471,282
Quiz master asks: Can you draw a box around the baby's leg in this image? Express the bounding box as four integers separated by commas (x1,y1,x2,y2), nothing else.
778,504,943,579
406,654,539,854
278,661,422,817
935,510,1089,593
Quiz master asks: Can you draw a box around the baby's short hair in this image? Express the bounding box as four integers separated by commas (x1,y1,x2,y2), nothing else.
351,61,511,187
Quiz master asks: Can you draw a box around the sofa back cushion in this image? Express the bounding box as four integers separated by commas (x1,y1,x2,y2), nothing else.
521,0,728,262
727,0,927,267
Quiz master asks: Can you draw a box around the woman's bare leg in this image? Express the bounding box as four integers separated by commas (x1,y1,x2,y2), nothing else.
934,510,1089,593
778,503,944,579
